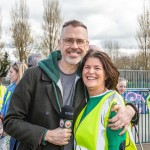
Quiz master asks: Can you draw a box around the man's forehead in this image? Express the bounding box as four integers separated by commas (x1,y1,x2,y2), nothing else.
62,25,88,38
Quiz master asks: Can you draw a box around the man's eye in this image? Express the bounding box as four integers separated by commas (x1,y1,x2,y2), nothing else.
65,39,72,43
77,40,84,43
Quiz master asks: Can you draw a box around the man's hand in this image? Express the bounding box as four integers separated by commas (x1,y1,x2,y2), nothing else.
108,105,135,135
45,128,72,146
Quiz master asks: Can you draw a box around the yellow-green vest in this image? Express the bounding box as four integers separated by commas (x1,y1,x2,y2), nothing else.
74,91,137,150
146,95,150,114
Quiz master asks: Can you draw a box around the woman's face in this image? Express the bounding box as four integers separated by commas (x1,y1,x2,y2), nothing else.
9,66,19,83
82,57,106,96
117,81,127,94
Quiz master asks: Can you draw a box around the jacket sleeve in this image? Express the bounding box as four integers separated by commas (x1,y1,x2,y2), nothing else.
3,68,46,148
107,111,126,150
106,93,126,150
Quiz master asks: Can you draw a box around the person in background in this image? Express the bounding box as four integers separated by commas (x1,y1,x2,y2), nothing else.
74,49,137,150
146,92,150,114
0,62,28,150
27,53,45,68
0,77,6,137
89,44,102,51
117,78,128,95
3,20,138,150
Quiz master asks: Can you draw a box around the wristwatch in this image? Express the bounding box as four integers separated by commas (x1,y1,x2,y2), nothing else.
126,102,139,125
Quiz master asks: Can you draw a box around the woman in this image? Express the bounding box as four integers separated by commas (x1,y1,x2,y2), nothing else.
74,49,136,150
0,62,28,150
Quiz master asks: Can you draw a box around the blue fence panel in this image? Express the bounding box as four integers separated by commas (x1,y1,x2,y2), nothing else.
123,88,150,114
121,88,150,143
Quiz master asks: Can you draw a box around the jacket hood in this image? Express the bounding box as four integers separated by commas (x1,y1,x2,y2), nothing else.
38,50,61,83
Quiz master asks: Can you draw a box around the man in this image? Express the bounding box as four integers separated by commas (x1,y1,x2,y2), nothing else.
28,53,45,68
117,78,128,95
3,20,138,150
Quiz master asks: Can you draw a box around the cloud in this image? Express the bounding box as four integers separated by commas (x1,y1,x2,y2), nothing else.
0,0,143,48
60,0,143,48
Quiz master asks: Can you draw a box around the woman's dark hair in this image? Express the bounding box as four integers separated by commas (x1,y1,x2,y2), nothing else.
82,49,119,90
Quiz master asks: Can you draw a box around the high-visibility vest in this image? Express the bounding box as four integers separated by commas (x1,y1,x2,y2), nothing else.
146,95,150,114
74,91,137,150
0,85,6,110
1,83,16,117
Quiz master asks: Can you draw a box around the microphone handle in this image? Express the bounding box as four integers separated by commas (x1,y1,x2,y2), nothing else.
59,118,73,129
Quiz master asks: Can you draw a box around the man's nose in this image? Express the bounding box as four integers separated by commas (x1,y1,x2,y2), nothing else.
70,40,78,48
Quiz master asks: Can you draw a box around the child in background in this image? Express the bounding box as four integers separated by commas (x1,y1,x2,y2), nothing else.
117,78,128,98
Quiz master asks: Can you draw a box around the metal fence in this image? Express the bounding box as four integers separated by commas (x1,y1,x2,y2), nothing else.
132,104,150,144
123,88,150,144
119,70,150,88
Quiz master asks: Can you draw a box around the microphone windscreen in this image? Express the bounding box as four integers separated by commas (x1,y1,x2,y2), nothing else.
60,105,74,120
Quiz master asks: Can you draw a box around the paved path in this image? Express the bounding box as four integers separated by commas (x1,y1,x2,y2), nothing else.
136,143,150,150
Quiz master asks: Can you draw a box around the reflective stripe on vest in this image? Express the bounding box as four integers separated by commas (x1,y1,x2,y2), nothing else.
74,91,137,150
4,91,11,105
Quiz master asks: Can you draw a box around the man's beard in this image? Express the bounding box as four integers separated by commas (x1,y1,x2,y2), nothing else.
65,56,82,65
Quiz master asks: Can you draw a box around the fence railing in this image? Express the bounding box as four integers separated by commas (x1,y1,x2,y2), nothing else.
118,70,150,143
123,88,150,144
132,103,150,144
119,70,150,88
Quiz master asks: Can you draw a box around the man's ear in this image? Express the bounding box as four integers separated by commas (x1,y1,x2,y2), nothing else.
57,39,61,49
58,39,61,45
87,41,90,48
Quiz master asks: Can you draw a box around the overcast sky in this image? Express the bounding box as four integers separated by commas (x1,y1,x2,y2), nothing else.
0,0,144,49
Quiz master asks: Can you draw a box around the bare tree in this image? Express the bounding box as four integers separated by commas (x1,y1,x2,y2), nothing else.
0,8,2,59
103,40,120,64
136,0,150,70
0,10,10,79
10,0,33,63
0,9,2,39
41,0,62,56
0,9,5,57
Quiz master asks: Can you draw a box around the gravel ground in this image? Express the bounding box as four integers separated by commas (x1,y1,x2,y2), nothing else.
136,143,150,150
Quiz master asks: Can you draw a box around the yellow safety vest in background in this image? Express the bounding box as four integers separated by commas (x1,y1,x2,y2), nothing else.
0,85,6,110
